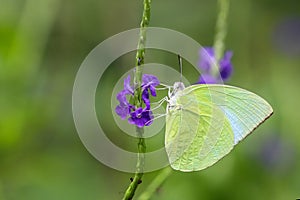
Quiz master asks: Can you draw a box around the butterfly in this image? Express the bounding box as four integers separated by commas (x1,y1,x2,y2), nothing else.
165,81,273,172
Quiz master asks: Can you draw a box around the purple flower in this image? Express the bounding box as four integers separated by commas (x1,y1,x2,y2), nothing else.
115,75,134,119
124,75,134,94
115,104,130,120
115,74,160,127
198,74,219,84
142,74,160,97
142,89,151,109
219,51,233,80
198,47,215,73
128,107,154,128
198,47,233,84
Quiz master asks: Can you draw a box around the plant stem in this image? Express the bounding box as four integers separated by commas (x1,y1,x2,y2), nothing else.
137,167,173,200
122,0,151,199
134,0,151,105
213,0,230,62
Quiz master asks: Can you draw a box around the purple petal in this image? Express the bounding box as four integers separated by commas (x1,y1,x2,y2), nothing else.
142,110,153,126
116,74,159,126
128,107,153,127
149,85,157,96
198,47,215,72
115,75,135,119
115,104,130,119
198,73,220,84
142,74,160,90
142,74,160,85
219,51,233,80
142,90,151,109
124,75,134,94
141,74,159,101
142,89,150,99
128,108,144,127
116,90,129,105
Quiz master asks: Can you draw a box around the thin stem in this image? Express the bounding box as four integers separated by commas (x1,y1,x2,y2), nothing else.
122,0,151,199
213,0,230,62
137,167,173,200
122,128,146,200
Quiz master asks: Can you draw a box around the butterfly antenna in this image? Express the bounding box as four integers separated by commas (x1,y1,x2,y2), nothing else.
178,54,183,82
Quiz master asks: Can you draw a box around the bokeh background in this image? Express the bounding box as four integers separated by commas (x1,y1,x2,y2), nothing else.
1,0,300,199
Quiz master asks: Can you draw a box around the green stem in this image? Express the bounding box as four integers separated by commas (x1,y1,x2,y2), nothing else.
122,0,151,199
137,167,173,200
134,0,151,106
213,0,230,62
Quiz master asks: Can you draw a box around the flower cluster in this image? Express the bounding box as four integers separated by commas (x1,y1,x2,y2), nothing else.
198,47,233,84
115,74,160,128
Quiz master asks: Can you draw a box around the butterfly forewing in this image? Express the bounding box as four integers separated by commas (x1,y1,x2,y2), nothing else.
184,85,273,144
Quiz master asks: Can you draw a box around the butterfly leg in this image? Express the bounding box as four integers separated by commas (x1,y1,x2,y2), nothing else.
158,83,173,97
149,96,168,111
145,113,167,126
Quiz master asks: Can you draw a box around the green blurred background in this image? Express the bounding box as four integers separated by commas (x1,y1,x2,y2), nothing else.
1,0,300,199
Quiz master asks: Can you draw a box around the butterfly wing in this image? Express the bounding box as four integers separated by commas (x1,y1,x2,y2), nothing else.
165,84,273,172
